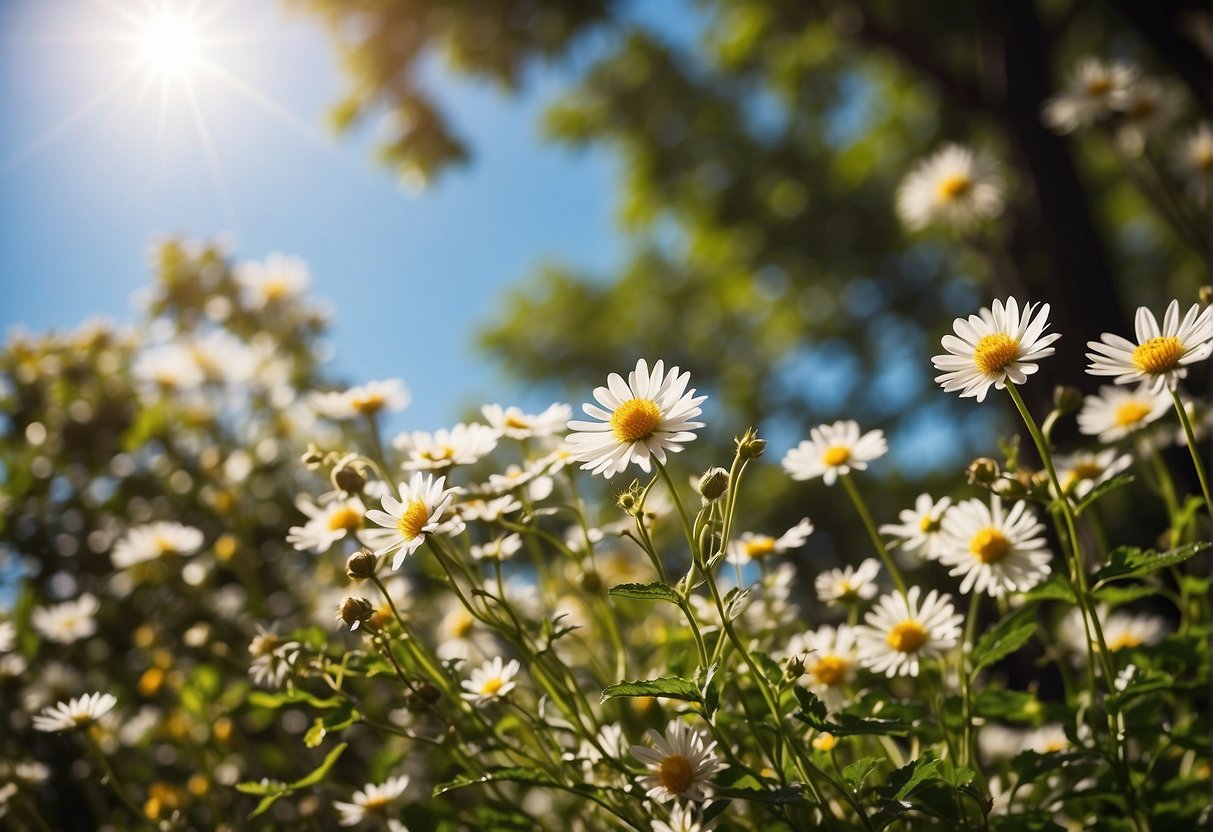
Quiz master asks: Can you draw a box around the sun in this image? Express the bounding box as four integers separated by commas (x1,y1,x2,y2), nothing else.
135,7,205,84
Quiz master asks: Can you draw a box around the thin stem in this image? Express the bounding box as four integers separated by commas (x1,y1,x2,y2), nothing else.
960,592,981,770
840,473,907,596
654,460,697,560
83,733,150,827
1171,388,1212,517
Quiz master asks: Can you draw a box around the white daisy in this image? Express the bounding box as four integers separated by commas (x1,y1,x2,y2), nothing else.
469,534,523,561
436,597,496,662
815,558,881,606
631,720,726,802
788,624,859,711
460,657,521,708
566,359,706,479
311,379,411,421
1100,610,1168,654
366,472,461,569
111,521,205,569
1022,724,1071,754
1087,300,1213,391
856,587,963,677
726,518,814,565
334,774,409,826
1076,384,1171,442
896,144,1004,232
32,692,117,733
1042,56,1138,134
1052,449,1132,500
782,420,887,485
133,343,204,390
936,496,1052,597
932,298,1061,402
457,494,522,523
1172,122,1213,206
394,423,499,470
483,462,555,502
248,624,302,689
1114,79,1182,153
652,803,720,832
879,494,952,559
481,402,572,439
31,594,100,644
182,330,257,385
235,252,310,309
286,496,395,554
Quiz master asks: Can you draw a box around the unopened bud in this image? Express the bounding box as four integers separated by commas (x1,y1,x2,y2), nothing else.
301,444,325,469
346,549,378,581
696,467,730,503
782,654,806,683
991,475,1027,499
735,428,766,461
1200,285,1212,307
332,458,368,495
1052,385,1082,416
336,596,375,631
616,480,644,516
966,457,1000,486
580,571,603,593
407,682,441,710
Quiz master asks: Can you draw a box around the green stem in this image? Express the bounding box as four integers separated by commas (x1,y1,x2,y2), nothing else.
960,592,981,770
840,473,907,596
83,733,151,827
654,460,697,560
1170,388,1212,517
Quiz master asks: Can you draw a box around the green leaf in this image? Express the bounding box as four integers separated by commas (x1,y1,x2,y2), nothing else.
972,688,1041,723
608,581,681,604
971,608,1037,673
1072,473,1134,516
236,779,286,796
601,676,701,703
843,757,880,792
434,766,555,797
886,753,941,801
714,784,806,804
247,690,343,711
1093,583,1159,608
1095,542,1209,584
1020,574,1075,604
249,793,286,819
287,742,349,789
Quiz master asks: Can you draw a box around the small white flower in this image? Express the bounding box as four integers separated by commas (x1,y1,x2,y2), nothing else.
1087,300,1213,391
1052,448,1132,499
248,624,301,689
567,359,706,479
782,420,887,486
1022,724,1071,754
235,252,310,309
32,595,100,645
652,803,720,832
1076,384,1171,442
469,534,523,561
1102,610,1168,654
460,657,520,708
366,472,461,569
394,423,499,470
896,144,1004,232
457,494,522,523
726,518,814,565
815,558,881,606
1172,122,1213,206
111,521,204,569
0,620,15,653
933,298,1061,402
481,402,572,439
1042,56,1137,134
311,379,411,420
334,774,409,826
787,624,859,711
631,720,725,802
879,494,952,559
856,587,963,677
286,496,395,554
483,463,555,502
1113,79,1182,153
935,496,1052,597
32,692,117,733
133,343,204,390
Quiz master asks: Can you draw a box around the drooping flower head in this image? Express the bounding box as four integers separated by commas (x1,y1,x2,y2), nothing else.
935,496,1052,597
631,720,725,802
334,775,409,826
933,298,1060,402
896,144,1004,232
32,692,117,733
366,472,461,569
782,420,887,486
1087,301,1213,391
567,359,706,479
856,587,963,677
1076,384,1171,443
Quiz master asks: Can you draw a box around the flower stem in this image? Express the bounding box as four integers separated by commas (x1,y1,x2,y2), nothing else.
1170,388,1212,517
83,733,150,827
840,473,907,596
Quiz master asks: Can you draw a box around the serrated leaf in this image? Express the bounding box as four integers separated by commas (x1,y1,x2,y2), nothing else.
971,608,1037,673
890,753,941,801
607,581,681,604
1073,474,1134,516
843,757,880,792
601,676,701,703
1095,543,1209,584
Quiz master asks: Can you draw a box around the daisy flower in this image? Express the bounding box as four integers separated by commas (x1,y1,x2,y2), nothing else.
1172,122,1213,206
366,472,460,569
111,521,205,569
936,496,1052,596
394,423,499,470
879,494,952,559
1052,448,1132,499
1086,300,1213,391
896,144,1004,232
566,359,706,479
32,692,117,733
483,463,555,501
248,624,302,689
1076,384,1171,442
787,624,859,711
481,402,572,439
726,518,814,565
1114,79,1182,153
652,804,720,832
334,775,409,826
1042,56,1137,134
457,494,523,523
1100,610,1168,653
311,379,410,421
932,298,1061,402
856,587,963,677
133,344,205,390
286,496,395,554
782,420,887,485
31,594,100,644
235,252,310,309
815,558,881,606
1022,724,1071,754
469,533,523,561
631,720,725,802
460,657,521,708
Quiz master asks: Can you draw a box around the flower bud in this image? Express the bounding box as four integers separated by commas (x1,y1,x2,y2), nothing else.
580,571,603,593
1052,385,1082,416
615,480,644,516
696,467,730,503
336,596,375,631
812,732,838,752
735,427,766,460
406,682,441,710
991,475,1027,500
331,458,368,495
301,444,326,469
782,654,806,683
346,549,378,581
1200,285,1212,307
966,457,1000,486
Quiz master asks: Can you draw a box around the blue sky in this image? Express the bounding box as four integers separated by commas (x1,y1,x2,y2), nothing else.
0,0,671,429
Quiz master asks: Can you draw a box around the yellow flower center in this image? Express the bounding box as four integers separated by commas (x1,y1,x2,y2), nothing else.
504,415,531,430
420,445,457,462
1131,336,1184,375
327,506,363,533
918,515,941,533
1196,145,1213,172
835,579,855,599
153,536,176,555
810,654,850,687
812,732,838,751
396,499,430,541
936,174,972,201
263,278,291,302
1108,633,1142,652
1086,76,1112,97
887,620,928,653
351,393,386,414
1041,739,1068,753
970,527,1010,564
1114,400,1153,428
611,398,662,443
657,753,695,796
362,794,391,814
973,333,1020,376
451,610,474,639
480,677,505,696
821,446,851,467
1071,462,1102,482
743,536,777,559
